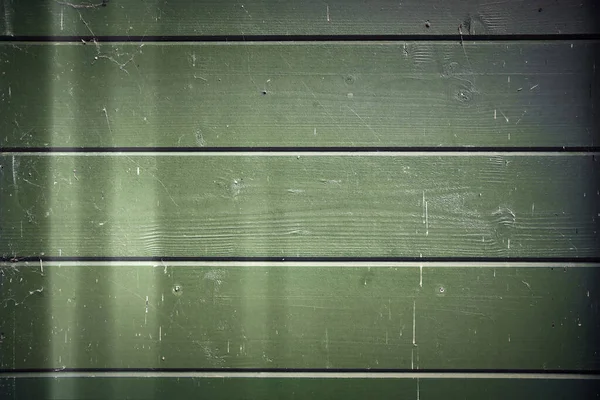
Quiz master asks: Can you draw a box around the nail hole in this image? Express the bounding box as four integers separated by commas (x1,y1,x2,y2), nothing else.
261,90,268,95
425,20,431,28
439,286,445,293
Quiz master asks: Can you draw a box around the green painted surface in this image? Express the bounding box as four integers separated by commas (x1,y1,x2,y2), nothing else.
1,154,598,258
1,377,599,400
1,42,598,148
1,0,598,37
1,0,599,394
0,264,598,370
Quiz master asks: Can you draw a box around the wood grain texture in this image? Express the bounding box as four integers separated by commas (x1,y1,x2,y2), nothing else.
1,154,598,258
1,42,598,148
0,263,598,370
0,0,598,37
1,376,599,400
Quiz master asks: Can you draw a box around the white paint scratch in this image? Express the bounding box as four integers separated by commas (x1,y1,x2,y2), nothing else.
40,259,43,274
507,238,511,249
494,109,497,120
326,5,330,22
419,254,423,288
2,0,13,36
60,7,64,31
159,326,162,341
521,280,531,289
531,203,535,216
515,110,527,125
530,84,538,91
416,377,420,400
11,155,17,190
136,167,140,175
412,300,416,347
425,201,429,236
348,107,381,142
500,110,509,123
102,107,112,136
422,191,425,222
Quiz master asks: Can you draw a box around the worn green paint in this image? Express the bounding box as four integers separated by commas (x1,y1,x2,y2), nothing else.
0,263,598,370
1,42,598,148
1,0,598,37
1,154,598,258
1,377,599,400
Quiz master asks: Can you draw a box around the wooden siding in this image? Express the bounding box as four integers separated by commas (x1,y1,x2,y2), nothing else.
1,0,599,398
1,0,598,36
1,42,598,148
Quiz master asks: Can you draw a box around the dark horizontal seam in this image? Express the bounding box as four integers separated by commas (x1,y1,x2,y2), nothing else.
2,146,599,153
3,256,600,263
1,34,600,42
1,367,599,374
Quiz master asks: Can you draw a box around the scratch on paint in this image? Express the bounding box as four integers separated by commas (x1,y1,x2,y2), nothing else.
416,377,420,400
11,155,17,193
348,107,381,142
2,0,13,36
419,254,423,288
102,107,113,137
425,201,429,236
326,4,330,22
412,300,417,347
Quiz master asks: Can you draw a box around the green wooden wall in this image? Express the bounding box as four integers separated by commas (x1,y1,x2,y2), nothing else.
1,0,599,399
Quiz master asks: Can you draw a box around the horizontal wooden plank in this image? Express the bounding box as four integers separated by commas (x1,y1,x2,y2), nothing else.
1,42,598,148
1,154,598,258
1,0,598,37
0,263,598,370
1,376,599,400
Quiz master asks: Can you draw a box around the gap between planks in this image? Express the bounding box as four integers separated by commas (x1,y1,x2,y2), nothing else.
2,36,600,44
0,371,599,380
2,151,599,157
2,261,599,268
